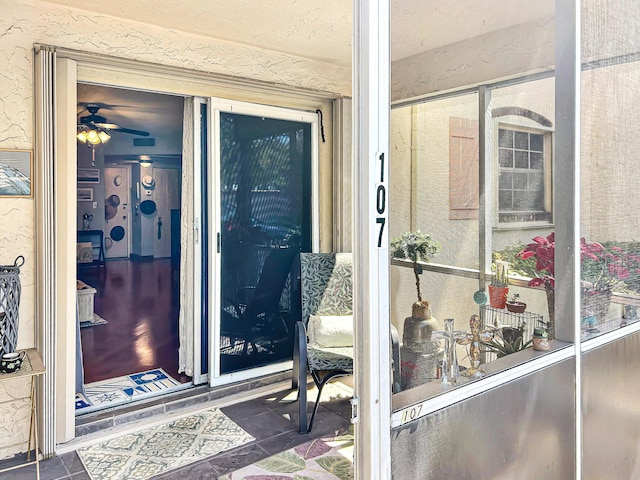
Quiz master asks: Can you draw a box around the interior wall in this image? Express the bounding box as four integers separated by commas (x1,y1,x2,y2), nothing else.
76,86,183,247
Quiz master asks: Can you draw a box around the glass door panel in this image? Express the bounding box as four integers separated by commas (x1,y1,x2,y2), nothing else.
217,110,312,375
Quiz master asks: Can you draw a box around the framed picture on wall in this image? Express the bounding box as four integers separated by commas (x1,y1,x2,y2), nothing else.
77,168,101,183
77,188,94,202
0,149,32,197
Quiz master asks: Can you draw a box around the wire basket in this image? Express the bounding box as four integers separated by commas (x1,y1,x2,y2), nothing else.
0,256,24,357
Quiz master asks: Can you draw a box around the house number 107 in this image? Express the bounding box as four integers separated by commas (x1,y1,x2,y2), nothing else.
375,152,387,248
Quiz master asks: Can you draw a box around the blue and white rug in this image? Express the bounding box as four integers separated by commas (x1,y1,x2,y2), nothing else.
76,368,187,414
78,408,254,480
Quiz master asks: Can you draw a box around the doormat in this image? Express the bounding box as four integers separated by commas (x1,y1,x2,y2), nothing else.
78,408,254,480
75,368,186,414
219,425,354,480
80,313,108,328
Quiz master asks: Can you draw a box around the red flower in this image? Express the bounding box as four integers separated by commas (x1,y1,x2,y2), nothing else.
528,278,545,287
518,232,631,291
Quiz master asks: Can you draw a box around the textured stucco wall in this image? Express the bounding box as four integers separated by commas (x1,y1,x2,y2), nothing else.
0,0,347,458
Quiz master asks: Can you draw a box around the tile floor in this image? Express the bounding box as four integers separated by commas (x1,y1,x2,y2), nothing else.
0,382,352,480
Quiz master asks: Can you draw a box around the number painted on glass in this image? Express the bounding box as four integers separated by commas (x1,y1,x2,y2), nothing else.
400,403,423,425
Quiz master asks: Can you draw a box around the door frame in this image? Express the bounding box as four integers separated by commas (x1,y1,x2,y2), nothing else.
39,47,336,448
207,98,319,386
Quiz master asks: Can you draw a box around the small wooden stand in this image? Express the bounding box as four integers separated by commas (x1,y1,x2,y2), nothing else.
0,349,45,479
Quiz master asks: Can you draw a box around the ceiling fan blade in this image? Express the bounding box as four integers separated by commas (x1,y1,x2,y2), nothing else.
79,105,150,136
92,122,120,129
103,126,150,137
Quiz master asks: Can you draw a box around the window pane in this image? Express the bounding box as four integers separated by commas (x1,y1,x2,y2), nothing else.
499,128,513,148
513,172,528,189
514,131,529,150
499,190,513,209
499,148,513,167
528,172,544,192
500,171,513,189
530,133,544,152
530,152,544,169
514,150,529,168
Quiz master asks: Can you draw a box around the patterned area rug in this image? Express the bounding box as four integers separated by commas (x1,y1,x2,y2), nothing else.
78,408,254,480
219,426,354,480
75,368,186,414
79,313,108,328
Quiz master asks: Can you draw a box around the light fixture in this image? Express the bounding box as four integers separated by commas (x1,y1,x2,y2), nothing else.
139,155,152,167
77,127,110,145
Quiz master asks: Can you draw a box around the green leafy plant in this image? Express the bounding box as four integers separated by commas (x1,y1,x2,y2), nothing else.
391,230,441,302
482,320,531,358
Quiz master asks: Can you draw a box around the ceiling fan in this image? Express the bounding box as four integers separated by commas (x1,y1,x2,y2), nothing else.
77,104,150,144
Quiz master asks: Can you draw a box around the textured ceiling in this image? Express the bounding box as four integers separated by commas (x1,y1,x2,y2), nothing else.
65,0,554,137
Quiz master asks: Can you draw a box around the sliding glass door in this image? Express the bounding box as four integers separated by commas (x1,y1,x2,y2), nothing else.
209,100,317,381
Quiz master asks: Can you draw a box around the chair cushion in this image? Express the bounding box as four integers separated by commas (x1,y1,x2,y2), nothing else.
307,345,354,372
308,315,353,348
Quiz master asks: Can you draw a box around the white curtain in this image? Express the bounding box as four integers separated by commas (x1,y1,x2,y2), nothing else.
178,98,195,376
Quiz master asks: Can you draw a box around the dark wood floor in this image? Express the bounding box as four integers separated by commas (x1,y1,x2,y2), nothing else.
78,258,191,384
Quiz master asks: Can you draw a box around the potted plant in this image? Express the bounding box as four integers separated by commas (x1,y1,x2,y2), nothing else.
488,256,509,309
482,320,531,358
391,230,441,305
530,319,551,351
391,231,442,349
517,232,630,338
505,293,527,313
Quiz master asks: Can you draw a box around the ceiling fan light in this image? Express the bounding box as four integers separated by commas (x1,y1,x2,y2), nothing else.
98,131,111,143
77,131,88,143
87,130,101,144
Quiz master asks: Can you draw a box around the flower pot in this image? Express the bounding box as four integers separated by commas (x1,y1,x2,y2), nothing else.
532,328,550,351
501,326,522,344
506,301,527,313
488,285,509,309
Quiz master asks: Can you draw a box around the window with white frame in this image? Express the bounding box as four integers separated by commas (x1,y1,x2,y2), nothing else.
497,126,552,224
